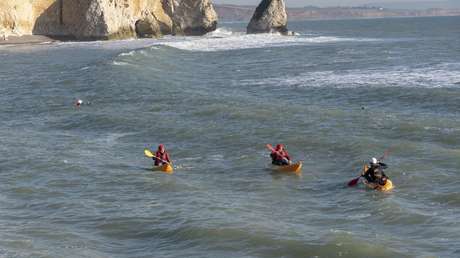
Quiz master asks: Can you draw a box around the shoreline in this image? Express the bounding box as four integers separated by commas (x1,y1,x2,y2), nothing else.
0,34,82,46
0,35,60,46
2,14,459,46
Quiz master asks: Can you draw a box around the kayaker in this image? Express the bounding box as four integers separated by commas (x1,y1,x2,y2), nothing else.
270,144,291,166
362,157,388,184
75,99,83,108
154,144,171,166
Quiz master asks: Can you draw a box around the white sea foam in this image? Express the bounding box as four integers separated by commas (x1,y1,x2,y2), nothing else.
205,27,239,38
118,50,136,57
161,33,375,52
208,154,224,161
240,64,460,89
423,126,460,134
112,61,132,66
29,27,376,54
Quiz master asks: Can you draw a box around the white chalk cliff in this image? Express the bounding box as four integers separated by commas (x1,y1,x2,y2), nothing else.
0,0,218,40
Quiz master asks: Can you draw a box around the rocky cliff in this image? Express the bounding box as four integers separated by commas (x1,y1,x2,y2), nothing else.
1,0,54,38
172,0,217,36
0,0,218,40
247,0,288,35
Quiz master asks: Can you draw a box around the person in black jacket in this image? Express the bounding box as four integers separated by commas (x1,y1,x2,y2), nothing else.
362,157,388,185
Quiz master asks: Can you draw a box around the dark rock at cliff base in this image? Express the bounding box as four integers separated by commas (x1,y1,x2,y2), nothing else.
247,0,288,35
135,18,161,38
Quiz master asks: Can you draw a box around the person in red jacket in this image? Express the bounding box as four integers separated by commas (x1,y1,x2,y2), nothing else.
270,144,291,166
154,144,171,166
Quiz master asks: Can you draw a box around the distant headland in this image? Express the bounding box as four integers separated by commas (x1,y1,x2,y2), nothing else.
215,4,460,22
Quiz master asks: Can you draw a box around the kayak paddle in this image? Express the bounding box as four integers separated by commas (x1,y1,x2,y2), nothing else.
348,166,362,187
266,144,275,152
144,148,171,165
378,149,391,162
348,176,361,187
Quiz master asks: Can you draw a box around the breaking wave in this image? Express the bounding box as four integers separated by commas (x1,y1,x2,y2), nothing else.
45,26,377,55
161,31,377,52
240,63,460,89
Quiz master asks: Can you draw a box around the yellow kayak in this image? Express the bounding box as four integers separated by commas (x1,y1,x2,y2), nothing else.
272,162,302,173
363,179,394,192
362,164,393,191
145,149,173,174
153,163,174,174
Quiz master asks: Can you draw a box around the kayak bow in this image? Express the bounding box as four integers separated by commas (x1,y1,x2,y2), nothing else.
153,163,174,174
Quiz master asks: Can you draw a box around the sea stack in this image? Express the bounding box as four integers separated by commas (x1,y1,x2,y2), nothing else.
172,0,218,36
0,0,218,40
247,0,289,35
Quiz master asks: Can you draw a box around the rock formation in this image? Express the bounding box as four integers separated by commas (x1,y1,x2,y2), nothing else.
172,0,218,36
1,0,55,38
0,0,218,40
247,0,288,35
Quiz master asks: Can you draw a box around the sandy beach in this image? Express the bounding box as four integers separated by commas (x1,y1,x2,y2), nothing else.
0,35,59,45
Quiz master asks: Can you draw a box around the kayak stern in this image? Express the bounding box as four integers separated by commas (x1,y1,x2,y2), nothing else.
363,179,394,192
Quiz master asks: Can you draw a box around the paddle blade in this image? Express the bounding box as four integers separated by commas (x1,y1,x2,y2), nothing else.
378,149,392,162
144,149,155,158
348,177,360,187
266,144,275,152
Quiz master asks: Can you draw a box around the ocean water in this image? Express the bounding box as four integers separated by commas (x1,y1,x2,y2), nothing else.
1,16,460,258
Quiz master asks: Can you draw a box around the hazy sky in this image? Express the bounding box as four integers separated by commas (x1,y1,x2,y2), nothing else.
212,0,460,8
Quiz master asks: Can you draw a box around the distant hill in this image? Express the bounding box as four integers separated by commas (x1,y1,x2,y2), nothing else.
367,1,460,10
214,4,460,22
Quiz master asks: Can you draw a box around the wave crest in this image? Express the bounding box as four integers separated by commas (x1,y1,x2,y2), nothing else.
161,30,377,52
240,64,460,89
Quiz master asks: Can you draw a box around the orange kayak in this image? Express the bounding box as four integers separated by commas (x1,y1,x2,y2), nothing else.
272,162,302,173
153,163,173,174
363,179,394,192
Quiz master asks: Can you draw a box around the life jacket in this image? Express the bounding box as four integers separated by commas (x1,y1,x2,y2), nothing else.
154,150,170,166
271,150,290,163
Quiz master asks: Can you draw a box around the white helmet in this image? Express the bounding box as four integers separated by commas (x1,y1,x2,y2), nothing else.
371,157,378,165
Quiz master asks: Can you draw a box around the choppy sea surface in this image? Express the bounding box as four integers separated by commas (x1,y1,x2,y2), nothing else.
1,16,460,258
